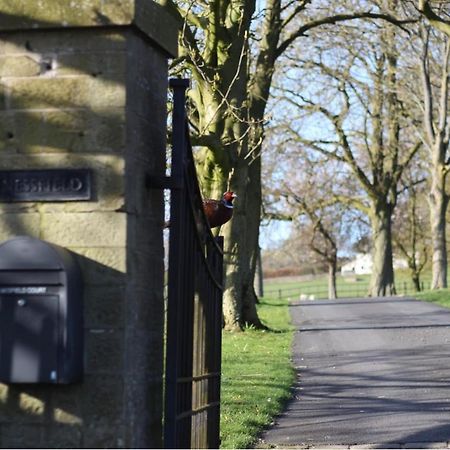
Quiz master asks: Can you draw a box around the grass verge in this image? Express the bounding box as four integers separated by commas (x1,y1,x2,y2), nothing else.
415,288,450,308
220,297,295,449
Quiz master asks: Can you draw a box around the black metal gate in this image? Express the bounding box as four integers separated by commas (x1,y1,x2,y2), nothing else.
163,79,224,448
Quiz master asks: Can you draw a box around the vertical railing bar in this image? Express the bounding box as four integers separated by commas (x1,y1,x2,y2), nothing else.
214,236,224,448
182,205,195,448
164,78,223,449
206,274,213,448
164,78,190,449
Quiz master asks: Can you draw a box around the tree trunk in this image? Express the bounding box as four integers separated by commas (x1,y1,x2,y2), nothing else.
429,170,449,289
406,256,422,293
328,259,337,300
222,155,266,330
412,272,421,292
368,204,396,297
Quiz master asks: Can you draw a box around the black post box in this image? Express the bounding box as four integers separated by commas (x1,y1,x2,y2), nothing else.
0,236,83,384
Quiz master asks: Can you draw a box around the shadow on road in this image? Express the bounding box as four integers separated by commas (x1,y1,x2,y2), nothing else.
377,424,450,448
259,298,450,447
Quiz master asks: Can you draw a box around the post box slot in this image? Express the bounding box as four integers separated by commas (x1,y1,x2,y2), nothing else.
0,295,59,383
0,271,62,286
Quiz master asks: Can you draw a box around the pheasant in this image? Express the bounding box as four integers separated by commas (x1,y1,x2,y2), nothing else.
203,191,237,228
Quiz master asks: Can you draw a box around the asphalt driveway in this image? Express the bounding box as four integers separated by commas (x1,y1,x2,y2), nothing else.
258,297,450,449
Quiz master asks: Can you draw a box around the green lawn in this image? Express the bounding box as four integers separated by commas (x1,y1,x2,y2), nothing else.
263,270,433,300
220,297,295,448
415,287,450,308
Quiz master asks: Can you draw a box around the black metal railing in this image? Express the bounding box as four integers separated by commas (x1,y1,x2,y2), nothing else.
162,79,223,449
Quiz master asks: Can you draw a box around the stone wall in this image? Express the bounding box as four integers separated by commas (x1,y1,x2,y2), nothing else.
0,2,177,448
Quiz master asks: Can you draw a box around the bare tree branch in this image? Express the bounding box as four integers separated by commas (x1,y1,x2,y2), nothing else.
418,0,450,36
420,25,436,143
276,11,416,58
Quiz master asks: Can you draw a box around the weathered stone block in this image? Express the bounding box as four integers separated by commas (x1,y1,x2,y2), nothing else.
127,288,164,331
0,212,40,239
4,77,125,111
0,83,9,110
73,249,126,287
0,111,15,150
94,113,126,153
73,247,126,273
0,55,41,77
81,375,124,425
127,214,164,249
84,424,126,449
3,109,125,154
126,31,168,120
125,161,165,222
0,110,44,153
41,212,126,247
126,109,166,164
85,329,124,374
52,408,82,425
46,425,82,448
1,424,44,448
18,392,46,418
124,329,163,378
0,30,127,55
0,0,135,30
0,386,48,423
123,380,163,448
127,244,164,289
48,383,82,425
0,384,7,403
56,52,126,78
84,285,125,328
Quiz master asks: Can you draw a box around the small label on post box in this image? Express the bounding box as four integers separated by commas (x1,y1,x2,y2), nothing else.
0,287,47,294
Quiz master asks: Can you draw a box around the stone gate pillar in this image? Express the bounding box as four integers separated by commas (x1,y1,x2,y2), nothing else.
0,1,177,447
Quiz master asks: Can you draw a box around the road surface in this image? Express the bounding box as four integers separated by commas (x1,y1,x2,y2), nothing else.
258,297,450,448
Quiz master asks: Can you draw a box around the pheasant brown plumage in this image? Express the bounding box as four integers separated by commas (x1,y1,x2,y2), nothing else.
203,191,236,228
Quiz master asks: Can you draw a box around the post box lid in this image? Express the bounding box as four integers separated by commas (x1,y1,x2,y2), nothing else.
0,236,68,270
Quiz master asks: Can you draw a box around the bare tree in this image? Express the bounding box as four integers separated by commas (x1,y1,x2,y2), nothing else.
263,142,354,299
271,4,421,296
286,195,340,299
393,173,429,292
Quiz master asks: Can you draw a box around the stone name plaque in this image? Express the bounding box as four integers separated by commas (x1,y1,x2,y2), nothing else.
0,169,92,202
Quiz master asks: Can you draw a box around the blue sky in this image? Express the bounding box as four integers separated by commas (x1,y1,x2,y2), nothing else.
260,220,292,250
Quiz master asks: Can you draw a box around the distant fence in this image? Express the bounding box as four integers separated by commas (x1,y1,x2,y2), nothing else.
264,280,432,301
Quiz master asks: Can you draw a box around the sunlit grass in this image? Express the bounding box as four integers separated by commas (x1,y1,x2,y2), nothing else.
415,288,450,308
220,297,294,448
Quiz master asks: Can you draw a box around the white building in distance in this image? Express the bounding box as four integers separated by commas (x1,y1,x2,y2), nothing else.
341,253,408,275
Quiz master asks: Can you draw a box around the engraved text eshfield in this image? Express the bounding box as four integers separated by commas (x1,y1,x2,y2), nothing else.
0,169,92,202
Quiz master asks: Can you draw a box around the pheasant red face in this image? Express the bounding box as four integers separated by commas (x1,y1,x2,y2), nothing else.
222,191,237,207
